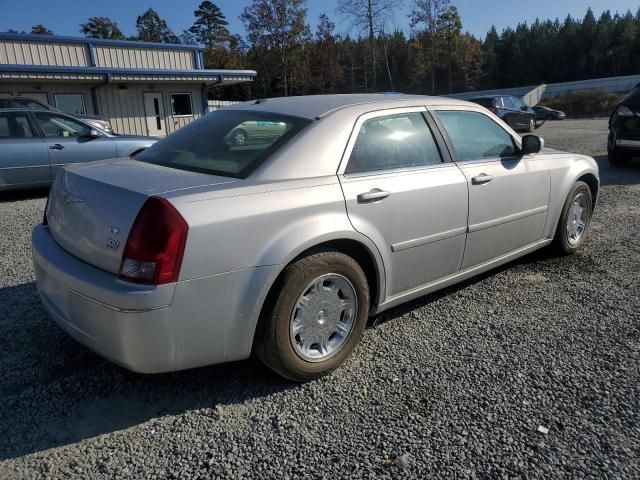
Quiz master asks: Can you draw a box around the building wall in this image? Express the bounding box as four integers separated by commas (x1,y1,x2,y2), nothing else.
0,39,196,70
96,83,204,136
0,39,89,66
0,82,96,113
93,46,194,70
0,81,203,136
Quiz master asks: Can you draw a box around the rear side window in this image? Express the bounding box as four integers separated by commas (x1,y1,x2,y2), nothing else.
0,113,34,138
436,110,516,161
137,110,311,179
345,112,442,174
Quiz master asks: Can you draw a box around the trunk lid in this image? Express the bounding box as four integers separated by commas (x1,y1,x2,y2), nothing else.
46,158,237,274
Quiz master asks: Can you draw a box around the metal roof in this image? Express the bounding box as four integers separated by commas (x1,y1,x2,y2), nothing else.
0,32,203,52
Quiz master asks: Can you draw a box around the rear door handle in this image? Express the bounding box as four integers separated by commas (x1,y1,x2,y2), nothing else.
357,189,391,203
49,144,65,150
471,174,493,185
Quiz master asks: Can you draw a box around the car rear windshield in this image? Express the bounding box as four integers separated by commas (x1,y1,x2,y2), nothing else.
470,98,494,108
136,110,311,178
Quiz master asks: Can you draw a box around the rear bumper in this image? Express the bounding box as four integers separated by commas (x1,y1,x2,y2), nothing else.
32,225,278,373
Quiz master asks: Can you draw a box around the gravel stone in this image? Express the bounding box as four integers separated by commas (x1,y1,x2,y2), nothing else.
0,119,639,479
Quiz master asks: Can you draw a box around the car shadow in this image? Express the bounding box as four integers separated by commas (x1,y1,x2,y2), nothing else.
370,247,554,328
0,187,49,203
0,281,295,460
594,154,640,186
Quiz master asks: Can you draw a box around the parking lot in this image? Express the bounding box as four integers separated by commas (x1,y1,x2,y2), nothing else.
0,118,638,479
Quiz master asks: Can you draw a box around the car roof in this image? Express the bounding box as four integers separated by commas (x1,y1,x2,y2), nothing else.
225,94,473,120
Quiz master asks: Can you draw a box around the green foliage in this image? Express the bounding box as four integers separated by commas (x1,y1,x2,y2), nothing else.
135,8,180,44
31,25,53,35
189,1,230,50
80,17,125,40
481,8,640,89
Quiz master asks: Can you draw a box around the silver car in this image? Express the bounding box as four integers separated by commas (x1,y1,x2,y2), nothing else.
32,94,599,381
0,109,156,192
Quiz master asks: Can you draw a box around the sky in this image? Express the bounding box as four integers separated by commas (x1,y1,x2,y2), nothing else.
1,0,638,41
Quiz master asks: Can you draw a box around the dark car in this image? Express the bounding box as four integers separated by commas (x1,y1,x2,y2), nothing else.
533,105,566,121
0,96,114,133
608,85,640,166
470,95,536,132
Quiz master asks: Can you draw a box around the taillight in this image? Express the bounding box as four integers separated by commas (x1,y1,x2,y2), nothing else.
119,196,188,285
618,105,634,117
489,100,498,114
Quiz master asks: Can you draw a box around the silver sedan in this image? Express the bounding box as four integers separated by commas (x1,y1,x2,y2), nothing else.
32,94,599,381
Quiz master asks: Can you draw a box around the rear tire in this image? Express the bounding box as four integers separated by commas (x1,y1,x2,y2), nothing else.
232,129,248,146
254,250,370,382
552,181,593,255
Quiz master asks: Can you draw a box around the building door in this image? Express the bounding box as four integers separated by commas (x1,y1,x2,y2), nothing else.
143,92,166,137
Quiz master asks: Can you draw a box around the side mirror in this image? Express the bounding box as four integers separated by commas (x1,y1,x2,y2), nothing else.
521,135,544,155
84,128,101,138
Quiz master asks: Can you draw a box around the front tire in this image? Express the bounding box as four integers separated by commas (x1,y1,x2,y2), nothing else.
552,181,593,255
254,250,370,382
231,128,248,146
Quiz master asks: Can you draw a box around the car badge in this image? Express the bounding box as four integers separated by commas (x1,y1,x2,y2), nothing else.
108,226,120,236
62,191,85,205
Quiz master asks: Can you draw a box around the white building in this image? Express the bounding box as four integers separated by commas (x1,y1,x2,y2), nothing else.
0,33,256,136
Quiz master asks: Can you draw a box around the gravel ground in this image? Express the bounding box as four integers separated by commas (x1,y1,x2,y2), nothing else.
1,118,639,479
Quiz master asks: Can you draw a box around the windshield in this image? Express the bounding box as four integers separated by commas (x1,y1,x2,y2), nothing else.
471,98,494,108
137,110,311,178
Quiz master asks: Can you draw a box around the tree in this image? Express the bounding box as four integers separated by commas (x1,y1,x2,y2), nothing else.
241,0,309,97
136,8,180,43
312,14,343,93
438,6,461,93
337,0,401,92
80,17,125,40
410,0,450,94
189,1,230,51
31,25,53,35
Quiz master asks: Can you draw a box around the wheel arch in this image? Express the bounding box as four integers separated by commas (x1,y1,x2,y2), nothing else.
247,235,386,354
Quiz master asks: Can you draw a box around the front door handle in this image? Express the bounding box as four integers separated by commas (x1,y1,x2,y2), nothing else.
49,144,65,150
357,189,391,203
471,174,493,185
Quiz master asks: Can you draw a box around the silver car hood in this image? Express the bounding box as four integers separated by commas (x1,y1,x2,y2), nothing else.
46,158,238,275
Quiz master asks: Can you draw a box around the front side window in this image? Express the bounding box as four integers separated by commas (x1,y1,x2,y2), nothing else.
435,110,516,161
35,113,91,138
170,93,193,116
137,110,310,178
54,94,86,115
345,112,442,174
0,113,34,138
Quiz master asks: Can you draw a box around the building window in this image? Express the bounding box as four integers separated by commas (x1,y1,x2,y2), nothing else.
170,93,193,116
54,94,86,115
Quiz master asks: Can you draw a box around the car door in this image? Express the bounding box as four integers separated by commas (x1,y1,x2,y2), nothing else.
0,111,50,189
33,112,117,179
431,108,550,269
339,107,469,297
